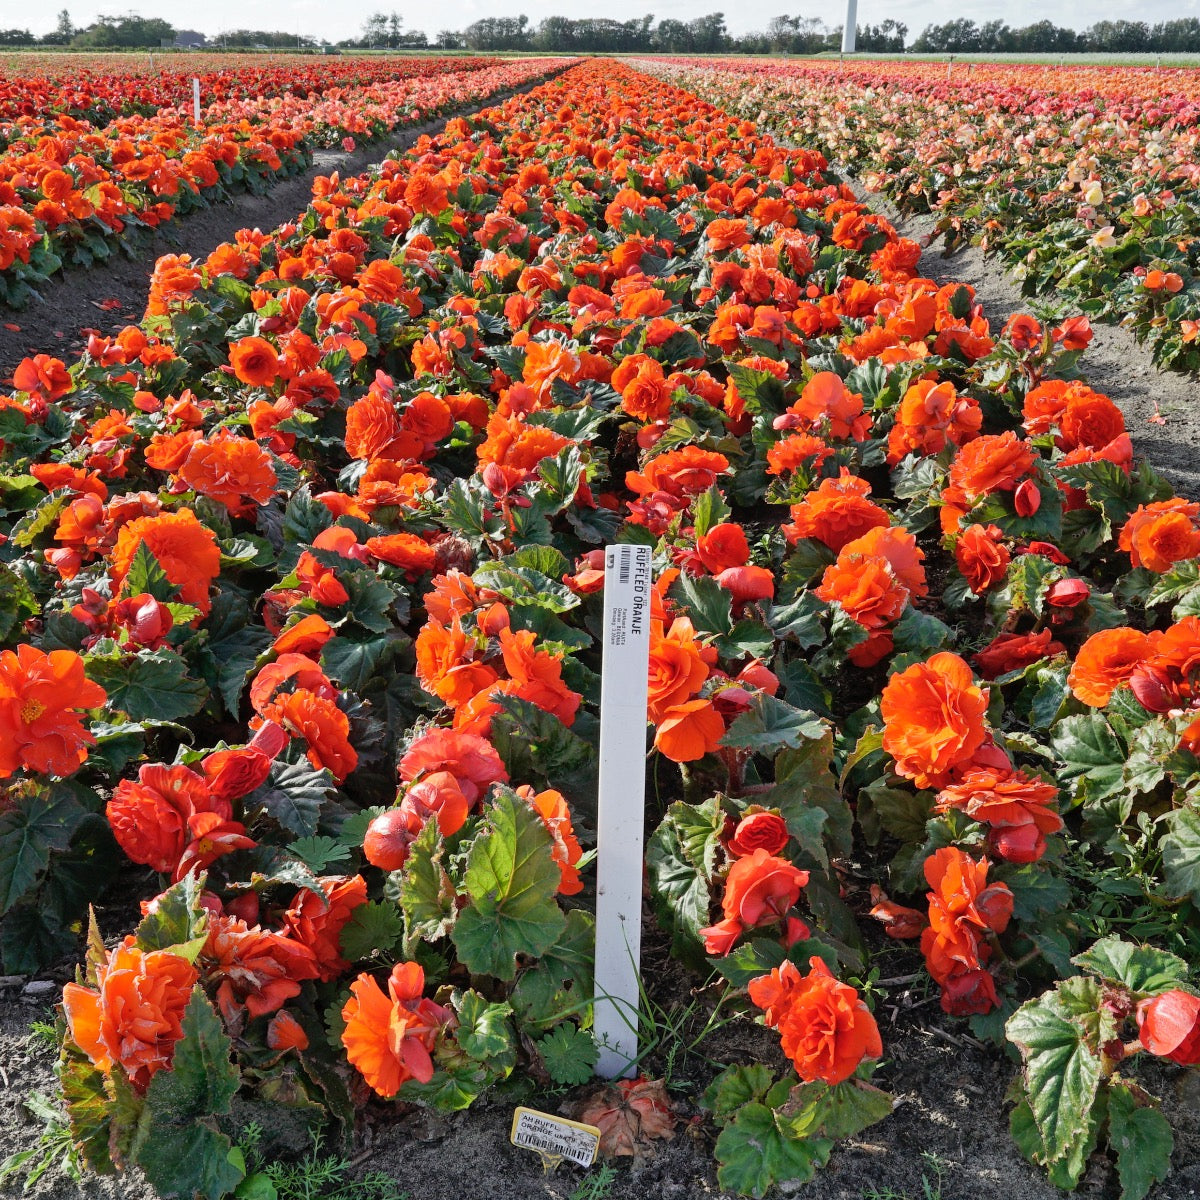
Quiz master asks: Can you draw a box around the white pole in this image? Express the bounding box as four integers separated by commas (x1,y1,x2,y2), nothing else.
593,544,652,1079
841,0,858,53
192,77,200,125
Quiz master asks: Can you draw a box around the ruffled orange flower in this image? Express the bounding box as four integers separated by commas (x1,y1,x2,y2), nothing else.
748,956,882,1086
517,785,584,895
881,653,989,788
110,508,220,616
782,472,890,552
345,390,403,461
365,532,438,576
647,617,711,722
654,697,725,762
281,875,368,982
265,689,357,782
1119,500,1200,573
203,914,318,1023
62,938,197,1093
0,645,106,778
613,353,672,424
936,767,1062,863
1068,627,1156,707
341,962,454,1097
177,430,277,514
955,524,1010,595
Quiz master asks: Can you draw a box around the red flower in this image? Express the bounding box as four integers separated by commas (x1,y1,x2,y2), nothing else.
1137,990,1200,1065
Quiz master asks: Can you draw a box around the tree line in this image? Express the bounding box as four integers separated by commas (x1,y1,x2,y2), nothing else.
7,9,1200,55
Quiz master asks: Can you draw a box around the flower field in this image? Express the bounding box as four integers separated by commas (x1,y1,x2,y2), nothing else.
646,57,1200,372
0,55,560,307
0,54,1198,1200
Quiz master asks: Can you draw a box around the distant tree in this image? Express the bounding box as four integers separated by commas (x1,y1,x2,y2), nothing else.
1086,20,1150,52
858,18,906,51
435,28,462,48
0,28,34,44
460,15,531,50
1152,18,1200,51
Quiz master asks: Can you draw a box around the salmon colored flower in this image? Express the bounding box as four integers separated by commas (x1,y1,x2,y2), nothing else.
62,938,197,1093
881,653,989,788
0,645,106,778
727,810,789,858
399,728,508,806
748,956,882,1085
341,962,454,1097
719,848,809,929
1137,990,1200,1066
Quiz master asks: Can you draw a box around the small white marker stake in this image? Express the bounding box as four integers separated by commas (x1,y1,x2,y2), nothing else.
593,543,652,1079
192,78,201,125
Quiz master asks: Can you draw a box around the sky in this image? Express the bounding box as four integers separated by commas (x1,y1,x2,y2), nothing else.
5,0,1198,43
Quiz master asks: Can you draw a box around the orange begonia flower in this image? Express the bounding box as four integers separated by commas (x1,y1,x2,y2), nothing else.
748,956,882,1086
1068,627,1157,707
63,938,197,1093
0,645,106,778
281,874,368,982
880,652,989,788
110,508,221,616
228,336,280,388
654,697,725,762
341,962,453,1097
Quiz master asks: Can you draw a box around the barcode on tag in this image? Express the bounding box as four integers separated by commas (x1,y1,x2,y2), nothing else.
510,1107,600,1167
618,545,631,583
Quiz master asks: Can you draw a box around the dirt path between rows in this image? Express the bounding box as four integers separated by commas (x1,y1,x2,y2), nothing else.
840,173,1200,499
0,67,568,380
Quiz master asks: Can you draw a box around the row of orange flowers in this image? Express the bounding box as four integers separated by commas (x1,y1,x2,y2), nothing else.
0,56,563,305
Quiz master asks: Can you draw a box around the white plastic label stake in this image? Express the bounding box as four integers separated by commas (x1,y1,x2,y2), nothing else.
192,78,201,125
593,543,652,1079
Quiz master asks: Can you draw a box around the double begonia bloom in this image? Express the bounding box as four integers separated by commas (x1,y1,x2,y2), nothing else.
63,939,197,1093
1119,499,1200,574
110,508,221,616
748,956,882,1085
699,849,810,954
936,768,1062,863
281,875,369,982
880,653,989,788
1068,627,1157,707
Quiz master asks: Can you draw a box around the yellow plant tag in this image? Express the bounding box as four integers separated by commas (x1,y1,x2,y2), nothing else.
510,1106,601,1171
